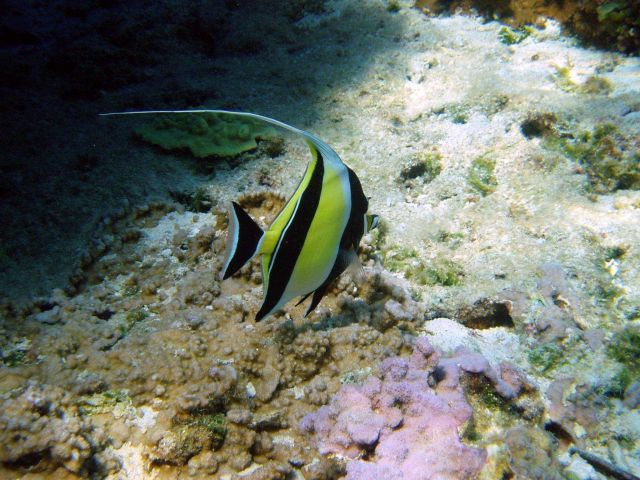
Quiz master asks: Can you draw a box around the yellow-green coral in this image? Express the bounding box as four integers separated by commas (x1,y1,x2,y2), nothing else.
135,112,279,158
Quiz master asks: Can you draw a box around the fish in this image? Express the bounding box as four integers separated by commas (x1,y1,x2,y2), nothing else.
100,110,379,321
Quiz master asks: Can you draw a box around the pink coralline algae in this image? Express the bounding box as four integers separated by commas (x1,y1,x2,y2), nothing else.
301,337,522,480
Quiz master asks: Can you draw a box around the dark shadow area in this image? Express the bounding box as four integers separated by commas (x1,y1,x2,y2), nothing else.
0,0,409,301
456,298,515,329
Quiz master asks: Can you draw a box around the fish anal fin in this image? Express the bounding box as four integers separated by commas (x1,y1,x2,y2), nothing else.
304,283,330,317
303,248,361,317
220,202,264,280
296,291,313,307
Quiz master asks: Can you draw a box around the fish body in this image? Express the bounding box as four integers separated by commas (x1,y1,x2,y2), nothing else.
100,110,378,320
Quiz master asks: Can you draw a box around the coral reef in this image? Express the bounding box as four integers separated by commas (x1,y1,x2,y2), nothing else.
1,0,639,478
301,337,531,479
0,382,116,476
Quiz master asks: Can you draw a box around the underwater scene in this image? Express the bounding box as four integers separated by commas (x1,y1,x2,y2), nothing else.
1,1,640,479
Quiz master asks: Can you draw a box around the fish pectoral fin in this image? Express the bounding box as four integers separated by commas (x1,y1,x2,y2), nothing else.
220,202,265,280
344,250,366,286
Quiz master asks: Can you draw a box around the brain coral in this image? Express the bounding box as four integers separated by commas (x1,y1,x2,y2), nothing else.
300,337,500,480
135,111,279,158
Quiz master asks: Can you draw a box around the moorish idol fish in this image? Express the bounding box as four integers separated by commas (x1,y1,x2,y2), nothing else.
100,110,379,321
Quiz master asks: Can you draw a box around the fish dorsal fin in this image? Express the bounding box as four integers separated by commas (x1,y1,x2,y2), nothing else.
99,109,344,170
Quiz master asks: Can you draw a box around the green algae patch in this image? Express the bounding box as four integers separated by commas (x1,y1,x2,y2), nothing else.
520,112,558,139
1,338,32,367
185,413,227,448
400,150,442,185
384,246,464,287
567,124,640,193
578,75,613,95
607,325,640,371
135,112,280,158
468,154,497,196
552,64,577,92
118,308,149,338
598,367,634,398
545,123,640,194
78,389,133,416
125,308,149,326
498,25,533,45
419,257,464,286
606,326,640,397
528,343,565,373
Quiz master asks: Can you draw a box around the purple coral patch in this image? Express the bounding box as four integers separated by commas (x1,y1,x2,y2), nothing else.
299,337,514,479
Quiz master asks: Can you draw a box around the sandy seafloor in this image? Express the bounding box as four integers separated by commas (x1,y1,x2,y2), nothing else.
1,0,639,479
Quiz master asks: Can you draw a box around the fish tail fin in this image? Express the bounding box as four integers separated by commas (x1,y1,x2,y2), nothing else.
220,202,264,280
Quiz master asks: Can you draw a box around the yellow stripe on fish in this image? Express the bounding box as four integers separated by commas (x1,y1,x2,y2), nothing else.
100,109,379,321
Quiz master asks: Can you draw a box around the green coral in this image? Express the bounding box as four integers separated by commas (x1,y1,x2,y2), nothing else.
135,112,279,158
498,25,533,45
468,154,497,196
